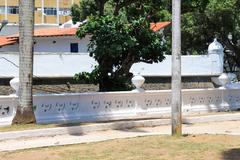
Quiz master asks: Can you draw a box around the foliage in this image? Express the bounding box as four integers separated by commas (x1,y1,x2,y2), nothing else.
72,0,169,91
180,0,240,72
143,0,240,72
74,66,100,84
72,0,240,81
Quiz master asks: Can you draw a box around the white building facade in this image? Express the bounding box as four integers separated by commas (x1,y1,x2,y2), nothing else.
0,36,89,53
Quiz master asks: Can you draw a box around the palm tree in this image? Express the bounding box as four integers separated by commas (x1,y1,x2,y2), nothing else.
12,0,36,124
171,0,182,136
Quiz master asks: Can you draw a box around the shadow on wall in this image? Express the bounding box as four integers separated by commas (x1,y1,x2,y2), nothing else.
222,148,240,160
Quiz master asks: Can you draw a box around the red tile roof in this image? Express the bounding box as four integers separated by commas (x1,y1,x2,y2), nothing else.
0,28,77,47
150,21,171,32
9,27,77,38
0,37,18,47
0,22,171,47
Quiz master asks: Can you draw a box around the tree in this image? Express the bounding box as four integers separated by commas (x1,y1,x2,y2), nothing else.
180,0,240,72
72,0,169,91
12,0,36,124
150,0,240,72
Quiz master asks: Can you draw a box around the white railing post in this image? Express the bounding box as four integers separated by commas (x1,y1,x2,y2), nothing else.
9,77,19,96
131,75,145,92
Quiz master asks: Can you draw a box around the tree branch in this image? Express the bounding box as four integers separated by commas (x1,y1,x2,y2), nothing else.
114,0,139,15
95,0,107,16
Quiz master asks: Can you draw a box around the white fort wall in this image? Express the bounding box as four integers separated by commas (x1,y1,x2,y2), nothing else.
0,39,228,125
0,38,224,78
0,53,97,78
131,54,223,76
0,52,223,78
0,88,239,125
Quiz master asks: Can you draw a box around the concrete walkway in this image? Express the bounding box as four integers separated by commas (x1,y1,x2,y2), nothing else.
1,113,240,152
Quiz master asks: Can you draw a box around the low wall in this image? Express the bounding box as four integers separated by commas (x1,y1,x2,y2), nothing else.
0,52,223,78
0,95,17,126
0,88,240,125
131,54,223,76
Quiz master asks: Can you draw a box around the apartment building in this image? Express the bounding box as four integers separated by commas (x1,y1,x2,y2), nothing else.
0,0,79,25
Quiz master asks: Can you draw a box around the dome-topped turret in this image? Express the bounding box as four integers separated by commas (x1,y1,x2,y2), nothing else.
208,38,224,54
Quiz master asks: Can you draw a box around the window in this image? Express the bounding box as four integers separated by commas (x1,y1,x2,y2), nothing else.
7,6,19,14
58,8,71,16
44,7,57,15
43,8,71,16
70,43,78,53
0,7,5,14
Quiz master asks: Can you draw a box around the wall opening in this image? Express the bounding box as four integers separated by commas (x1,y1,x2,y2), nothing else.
70,43,78,53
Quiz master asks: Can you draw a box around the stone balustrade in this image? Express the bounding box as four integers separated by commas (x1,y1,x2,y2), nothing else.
1,87,240,125
0,95,17,125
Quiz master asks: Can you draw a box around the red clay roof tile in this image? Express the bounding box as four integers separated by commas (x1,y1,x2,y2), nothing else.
0,37,18,47
9,27,77,38
150,21,171,32
0,22,171,47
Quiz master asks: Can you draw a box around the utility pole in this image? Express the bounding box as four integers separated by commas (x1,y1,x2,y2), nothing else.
171,0,182,136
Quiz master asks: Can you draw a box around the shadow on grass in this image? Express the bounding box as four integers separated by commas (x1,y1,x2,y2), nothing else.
114,127,149,133
55,119,153,136
222,148,240,160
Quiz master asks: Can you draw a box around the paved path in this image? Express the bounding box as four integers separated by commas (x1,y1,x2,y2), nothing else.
1,120,240,152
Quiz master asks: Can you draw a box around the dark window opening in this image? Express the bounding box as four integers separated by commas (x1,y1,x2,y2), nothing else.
7,6,19,14
44,7,57,15
70,43,78,53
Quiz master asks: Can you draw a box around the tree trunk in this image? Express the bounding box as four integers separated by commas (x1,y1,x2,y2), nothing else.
171,0,182,136
12,0,36,124
98,58,134,91
96,0,105,16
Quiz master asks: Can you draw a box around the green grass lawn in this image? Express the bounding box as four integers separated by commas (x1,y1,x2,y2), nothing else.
1,134,240,160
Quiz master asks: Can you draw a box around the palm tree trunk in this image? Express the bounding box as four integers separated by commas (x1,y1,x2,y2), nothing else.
12,0,36,124
171,0,182,136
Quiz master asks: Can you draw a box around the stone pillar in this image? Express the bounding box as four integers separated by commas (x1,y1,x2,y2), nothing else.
208,38,224,73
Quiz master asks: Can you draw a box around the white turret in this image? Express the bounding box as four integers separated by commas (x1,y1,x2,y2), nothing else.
208,38,224,54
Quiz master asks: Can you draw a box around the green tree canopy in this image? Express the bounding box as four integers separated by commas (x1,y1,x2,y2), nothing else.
180,0,240,72
72,0,170,91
